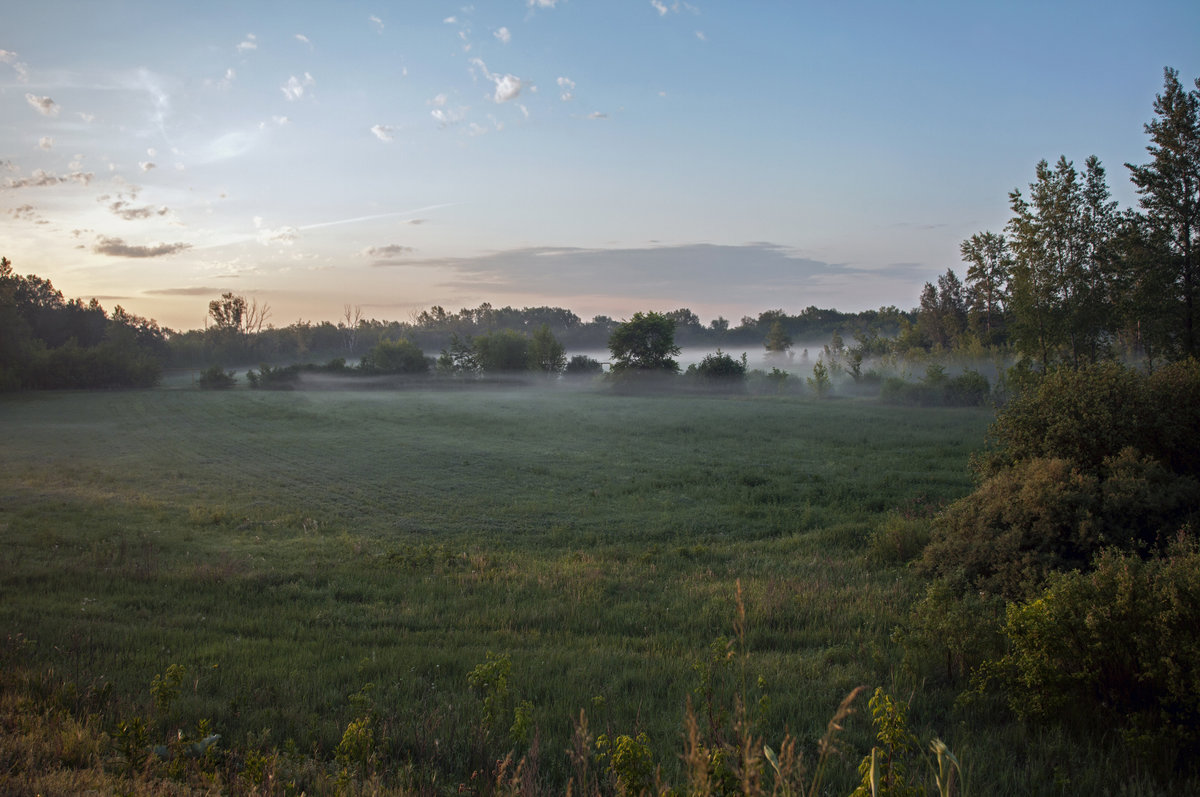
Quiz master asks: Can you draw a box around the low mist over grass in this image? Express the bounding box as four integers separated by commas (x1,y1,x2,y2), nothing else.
0,387,1005,791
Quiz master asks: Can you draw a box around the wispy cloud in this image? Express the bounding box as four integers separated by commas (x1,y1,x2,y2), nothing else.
8,204,39,222
402,243,869,305
281,73,315,101
368,15,384,32
144,286,229,296
429,93,468,126
5,169,93,188
101,193,169,220
25,94,58,116
363,244,414,265
139,161,156,172
494,27,512,44
295,33,311,46
557,76,575,101
0,49,29,81
370,124,396,142
93,236,191,258
236,33,257,53
528,0,561,8
38,137,53,150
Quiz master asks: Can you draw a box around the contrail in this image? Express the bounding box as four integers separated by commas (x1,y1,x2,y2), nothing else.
298,203,457,231
193,202,457,250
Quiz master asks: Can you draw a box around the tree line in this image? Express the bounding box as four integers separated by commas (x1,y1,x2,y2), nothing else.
3,67,1196,390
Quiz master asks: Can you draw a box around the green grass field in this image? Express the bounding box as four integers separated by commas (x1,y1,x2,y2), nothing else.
2,385,1148,793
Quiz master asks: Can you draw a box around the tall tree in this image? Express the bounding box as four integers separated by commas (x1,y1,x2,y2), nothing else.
1006,157,1119,368
960,231,1011,345
1126,67,1200,357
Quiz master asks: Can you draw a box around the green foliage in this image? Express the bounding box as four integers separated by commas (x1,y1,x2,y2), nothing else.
196,364,236,389
989,541,1200,765
596,731,656,796
608,311,681,374
807,359,831,398
922,451,1199,598
528,323,567,374
881,366,991,407
468,651,512,733
565,353,604,376
1126,67,1200,358
150,663,186,714
436,332,479,374
688,349,748,388
851,688,921,797
335,715,375,779
473,329,531,373
764,319,792,353
360,337,429,375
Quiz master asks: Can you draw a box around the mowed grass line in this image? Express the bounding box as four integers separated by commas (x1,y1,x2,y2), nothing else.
0,387,989,787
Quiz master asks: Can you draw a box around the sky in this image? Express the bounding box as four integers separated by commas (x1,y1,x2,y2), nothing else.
2,1,1198,332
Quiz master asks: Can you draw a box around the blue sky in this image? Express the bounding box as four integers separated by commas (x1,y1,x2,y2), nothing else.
2,1,1198,331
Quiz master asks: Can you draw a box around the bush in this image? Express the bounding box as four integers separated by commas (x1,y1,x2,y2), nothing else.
879,366,989,407
564,354,603,376
360,338,429,375
687,349,746,389
984,361,1152,474
920,451,1199,599
197,365,236,390
989,541,1200,765
246,363,300,389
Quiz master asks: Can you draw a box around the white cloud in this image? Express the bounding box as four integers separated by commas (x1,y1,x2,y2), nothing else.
651,1,699,15
295,33,310,45
494,27,511,44
695,30,707,41
586,111,607,119
139,162,156,171
431,106,467,126
147,148,157,157
281,72,315,101
77,112,95,123
236,34,257,53
207,67,236,90
25,94,58,116
557,76,575,101
470,58,523,103
0,49,29,81
368,15,384,31
444,16,457,24
370,124,396,142
528,0,560,8
38,137,53,150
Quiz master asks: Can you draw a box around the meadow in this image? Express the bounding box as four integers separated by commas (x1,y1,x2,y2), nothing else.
0,383,1128,793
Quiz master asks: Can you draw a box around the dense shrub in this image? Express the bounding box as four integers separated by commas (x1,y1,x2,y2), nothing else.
880,365,990,407
360,338,429,375
564,354,603,376
686,350,747,389
984,361,1150,473
921,450,1199,598
989,541,1200,765
197,365,236,390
